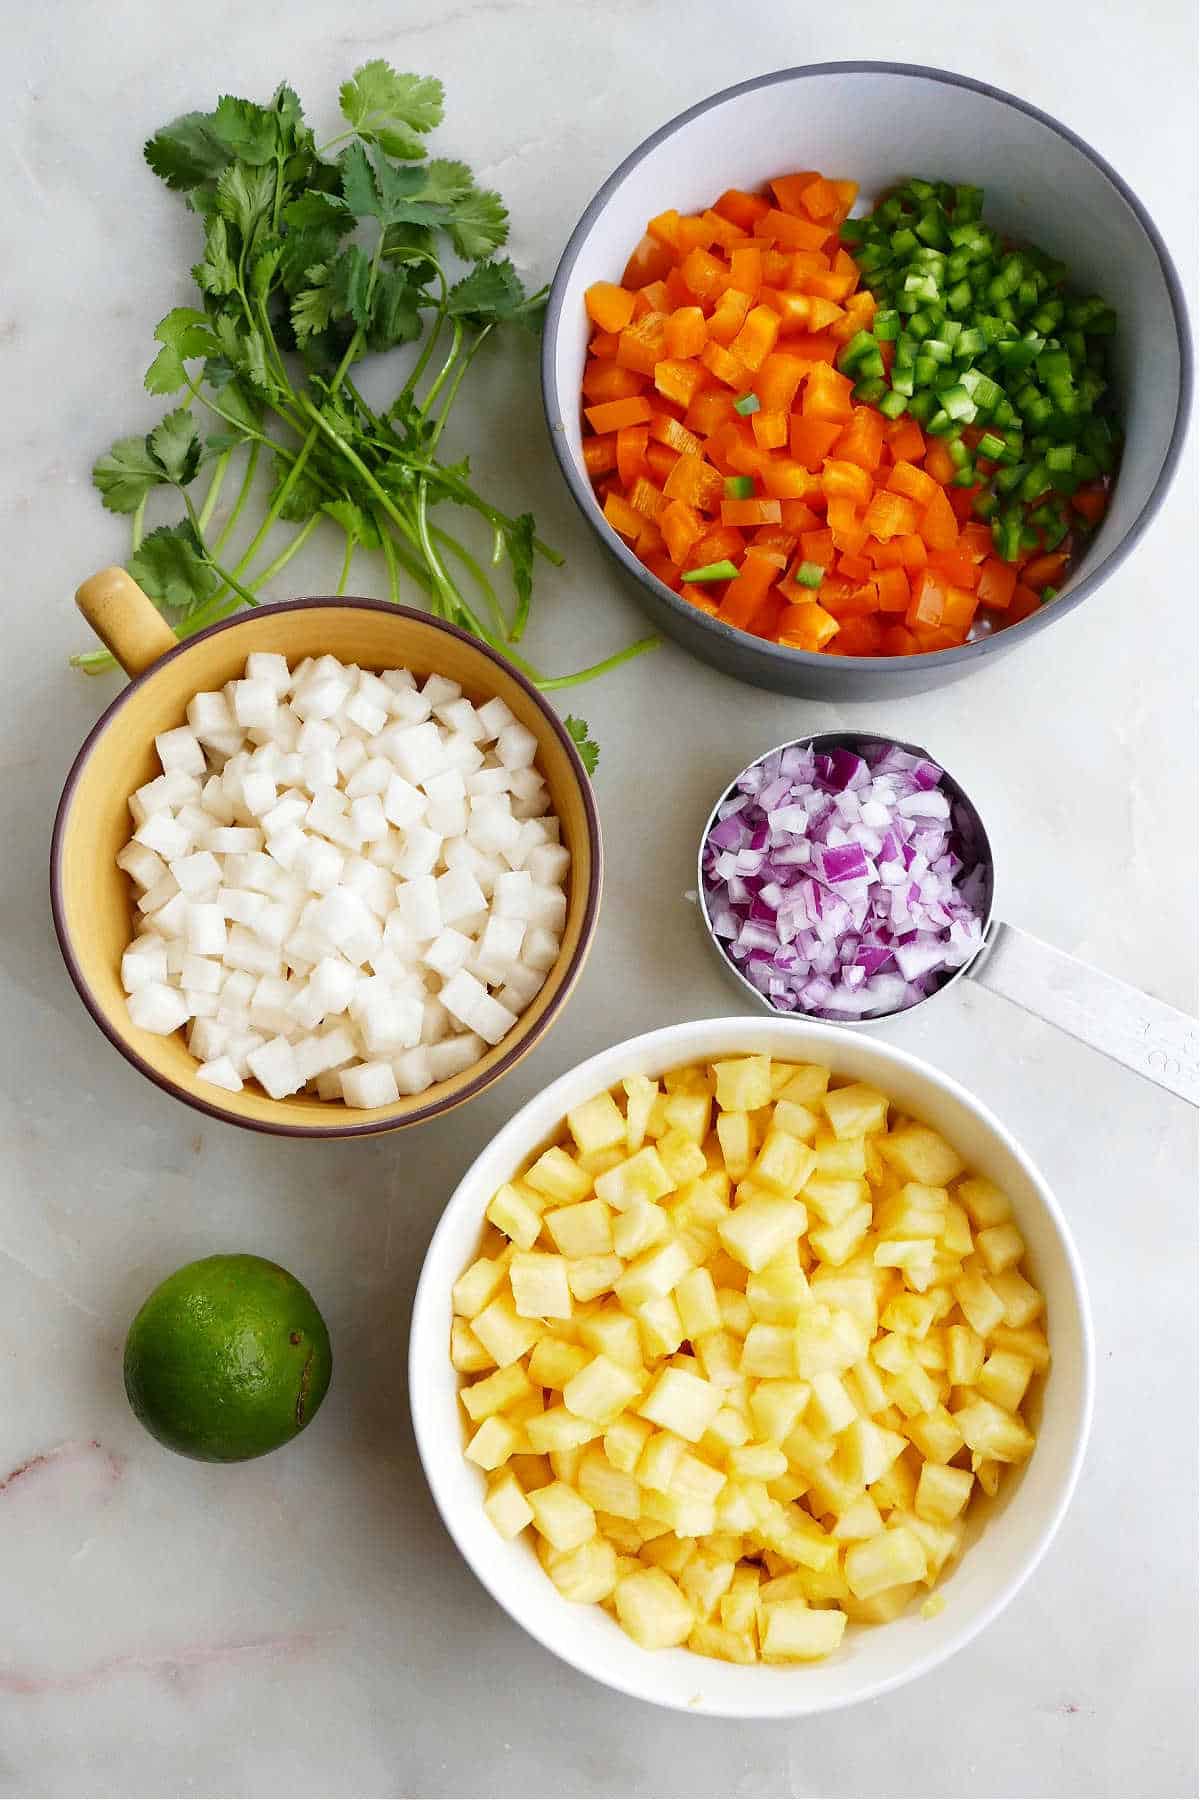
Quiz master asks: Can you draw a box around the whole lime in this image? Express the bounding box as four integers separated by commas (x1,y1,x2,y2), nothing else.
123,1254,332,1462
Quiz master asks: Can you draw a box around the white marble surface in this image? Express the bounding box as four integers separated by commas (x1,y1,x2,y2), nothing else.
1,2,1196,1795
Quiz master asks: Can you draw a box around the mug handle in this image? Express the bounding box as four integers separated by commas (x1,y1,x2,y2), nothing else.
968,919,1199,1106
76,567,178,679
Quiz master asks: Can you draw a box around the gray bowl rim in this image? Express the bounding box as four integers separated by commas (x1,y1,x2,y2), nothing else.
541,59,1193,678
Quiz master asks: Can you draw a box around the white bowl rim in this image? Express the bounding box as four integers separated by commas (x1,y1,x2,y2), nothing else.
541,59,1193,679
409,1015,1095,1718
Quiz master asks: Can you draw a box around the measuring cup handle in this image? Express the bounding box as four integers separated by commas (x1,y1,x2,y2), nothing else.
76,567,178,679
968,920,1199,1106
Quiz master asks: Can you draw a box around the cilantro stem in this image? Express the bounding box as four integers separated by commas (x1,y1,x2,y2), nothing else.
419,319,463,416
211,441,260,555
229,425,319,579
197,450,231,534
404,457,563,564
376,510,402,605
534,635,661,690
249,513,320,587
181,491,262,613
428,324,491,450
131,496,147,555
432,526,508,638
335,531,355,596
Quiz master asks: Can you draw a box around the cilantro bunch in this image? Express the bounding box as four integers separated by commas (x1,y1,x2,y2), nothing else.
80,62,656,729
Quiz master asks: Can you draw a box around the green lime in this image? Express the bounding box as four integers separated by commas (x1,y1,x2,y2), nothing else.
123,1254,332,1463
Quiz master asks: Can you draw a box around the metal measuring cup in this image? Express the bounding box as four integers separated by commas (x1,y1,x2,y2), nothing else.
697,733,1199,1107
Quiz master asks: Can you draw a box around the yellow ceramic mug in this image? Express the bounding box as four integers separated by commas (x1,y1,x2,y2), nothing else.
52,571,602,1137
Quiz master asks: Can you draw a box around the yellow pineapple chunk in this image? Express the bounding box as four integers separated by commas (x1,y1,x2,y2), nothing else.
578,1147,625,1179
953,1396,1036,1463
915,1461,973,1524
452,1254,509,1319
509,1251,573,1321
745,1257,811,1325
881,1291,938,1340
976,1222,1026,1274
563,1354,644,1425
844,1524,926,1598
775,1062,830,1105
905,1405,965,1464
715,1111,755,1179
713,1055,772,1113
674,1266,721,1339
836,1415,895,1488
465,1414,522,1471
831,1493,885,1539
719,1564,761,1633
808,1204,873,1267
973,1454,1002,1496
803,1176,869,1226
550,1445,584,1485
695,1331,742,1388
612,1199,671,1259
718,1196,808,1272
728,1442,788,1481
717,1285,753,1332
941,1200,974,1257
823,1082,889,1140
808,1371,857,1435
486,1183,542,1250
990,1268,1044,1328
657,1129,709,1187
978,1349,1035,1412
509,1451,552,1490
528,1336,591,1390
678,1551,735,1620
603,1412,652,1474
567,1091,627,1155
793,1305,867,1377
484,1469,534,1538
842,1579,920,1623
525,1406,602,1454
595,1146,673,1211
461,1362,533,1422
952,1270,1007,1337
753,1130,818,1197
546,1534,618,1603
990,1323,1051,1371
688,1620,757,1663
955,1176,1012,1229
527,1480,596,1550
946,1323,986,1386
471,1293,542,1367
811,1273,877,1333
879,1124,964,1185
886,1362,941,1419
761,1599,847,1660
577,1446,642,1520
615,1568,695,1648
450,1317,494,1373
633,1292,686,1360
579,1305,642,1368
892,1506,963,1581
670,1452,727,1506
525,1146,593,1206
845,1356,888,1417
543,1198,613,1259
663,1090,712,1146
749,1379,811,1443
638,1366,723,1442
615,1238,694,1308
567,1254,624,1303
811,1126,867,1178
740,1323,795,1379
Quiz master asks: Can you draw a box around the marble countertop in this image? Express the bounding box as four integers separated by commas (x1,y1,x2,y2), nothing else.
2,2,1195,1795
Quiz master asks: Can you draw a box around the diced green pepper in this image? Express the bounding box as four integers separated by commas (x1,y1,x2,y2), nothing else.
724,475,755,500
794,561,825,589
681,560,739,583
732,392,760,416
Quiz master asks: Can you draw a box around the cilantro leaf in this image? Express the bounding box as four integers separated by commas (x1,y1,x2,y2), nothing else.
192,215,238,296
323,499,381,547
210,96,280,165
93,437,167,513
446,258,528,325
291,273,337,341
565,716,599,776
339,140,381,217
250,241,283,300
144,307,221,395
339,63,443,159
147,409,204,486
215,162,276,246
332,244,372,327
446,186,508,261
144,112,231,190
504,512,536,638
282,191,349,231
128,522,220,613
271,454,326,522
368,269,424,350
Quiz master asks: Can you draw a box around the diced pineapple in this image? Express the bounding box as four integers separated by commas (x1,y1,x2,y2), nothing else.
824,1082,889,1140
885,1363,941,1419
578,1147,626,1179
715,1111,755,1180
836,1415,893,1488
745,1258,810,1327
914,1461,973,1524
615,1238,694,1308
842,1579,920,1623
955,1176,1013,1229
905,1405,965,1464
874,1239,937,1284
471,1293,542,1367
461,1362,534,1423
727,1442,788,1481
978,1350,1035,1412
562,1354,644,1425
633,1293,686,1360
990,1323,1051,1372
673,1266,720,1339
876,1182,948,1239
465,1414,522,1471
716,1564,759,1633
567,1091,627,1155
972,1454,1002,1496
486,1183,543,1250
661,1090,712,1147
641,1489,717,1537
811,1126,867,1178
526,1406,602,1454
637,1366,723,1443
879,1124,964,1185
509,1251,573,1321
808,1204,873,1267
737,1323,792,1379
524,1146,593,1206
543,1199,614,1259
810,1273,877,1334
881,1291,938,1340
633,1428,683,1492
766,1507,839,1573
760,1599,847,1661
941,1200,974,1257
643,1096,671,1140
576,1445,642,1520
528,1336,591,1390
869,1447,919,1513
615,1568,695,1648
718,1196,808,1273
452,1254,509,1319
748,1379,811,1443
688,1620,757,1663
657,1129,709,1188
600,1413,651,1475
621,1075,658,1151
952,1271,1007,1337
545,1533,618,1603
595,1512,648,1552
550,1445,584,1485
450,1317,494,1373
693,1332,740,1389
527,1480,596,1551
712,1055,772,1113
830,1493,885,1539
637,1527,693,1574
803,1176,869,1226
808,1371,857,1436
717,1285,753,1332
844,1524,926,1598
892,1506,963,1582
484,1469,534,1538
946,1323,986,1386
953,1396,1035,1462
774,1062,830,1105
975,1222,1026,1274
567,1254,624,1303
612,1199,671,1259
595,1146,673,1211
989,1268,1044,1329
509,1451,552,1490
578,1305,642,1368
845,1357,888,1417
670,1452,727,1506
752,1130,817,1198
793,1305,867,1377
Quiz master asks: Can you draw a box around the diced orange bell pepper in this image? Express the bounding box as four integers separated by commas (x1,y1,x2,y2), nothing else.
728,245,763,297
880,622,916,655
802,363,854,423
754,351,808,414
874,566,911,613
603,490,643,539
897,533,928,569
681,586,720,616
582,359,645,403
645,442,679,485
838,551,872,581
700,208,745,251
789,414,842,470
588,329,619,359
751,408,789,450
799,175,839,221
584,396,653,433
724,431,775,478
886,417,927,464
628,476,667,522
660,312,703,363
834,616,887,655
719,547,787,628
654,357,709,408
721,497,783,528
827,497,869,556
648,412,703,457
929,544,979,589
680,246,727,303
977,558,1018,610
663,266,693,311
684,389,736,437
748,594,789,641
585,282,636,333
823,582,879,621
805,298,847,334
887,460,938,507
923,440,957,486
663,452,725,512
616,424,649,488
701,340,751,389
769,172,820,215
582,433,617,479
800,527,836,570
863,490,919,542
830,178,859,220
675,215,714,255
646,209,682,248
751,524,798,559
660,498,704,566
760,289,812,334
1022,550,1070,589
617,313,669,376
707,288,754,346
778,499,822,533
631,281,669,318
960,522,995,562
906,568,948,629
622,233,675,290
761,458,820,500
1071,483,1107,525
1009,583,1043,621
941,586,979,634
832,407,885,473
787,332,841,364
753,208,830,251
729,305,781,372
687,527,745,570
788,250,832,281
643,549,682,591
948,485,980,524
918,485,959,550
822,460,874,507
778,605,839,652
802,269,857,303
713,188,771,231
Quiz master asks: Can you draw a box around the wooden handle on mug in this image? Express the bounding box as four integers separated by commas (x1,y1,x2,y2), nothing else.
75,567,178,679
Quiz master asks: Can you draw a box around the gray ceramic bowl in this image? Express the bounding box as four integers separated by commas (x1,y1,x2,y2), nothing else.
542,63,1191,699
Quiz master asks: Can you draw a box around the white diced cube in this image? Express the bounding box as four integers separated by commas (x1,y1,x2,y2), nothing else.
196,1055,243,1093
341,1061,400,1108
241,770,277,818
350,794,388,843
347,756,393,799
391,1047,434,1095
306,787,348,834
467,796,520,856
421,996,451,1044
164,939,187,977
204,826,263,855
314,886,375,951
216,887,269,928
356,671,394,710
188,690,239,746
249,975,294,1034
224,1029,266,1076
184,989,218,1019
386,683,432,725
121,941,169,993
155,727,206,778
471,992,518,1046
265,824,307,871
472,915,525,984
345,690,388,736
297,719,339,756
128,982,191,1036
465,766,511,798
492,870,534,920
381,666,416,693
434,697,485,741
291,671,350,722
153,892,191,939
427,1033,487,1081
175,803,212,845
357,990,423,1055
343,858,396,920
232,678,277,730
422,674,461,708
439,969,488,1031
185,902,227,955
436,866,486,926
496,722,538,771
303,749,339,792
394,874,442,941
394,824,442,878
387,722,447,786
305,956,360,1020
508,766,548,802
335,736,367,781
529,885,568,931
188,1018,230,1063
440,732,485,776
247,1035,303,1099
498,966,546,1013
522,927,561,973
169,851,222,899
223,924,282,977
382,773,427,829
476,696,516,741
201,775,236,825
137,872,181,917
182,954,223,995
315,1069,347,1101
275,744,303,778
255,899,297,950
134,812,190,862
300,1025,357,1078
423,928,472,978
528,843,571,887
117,842,167,890
245,652,292,697
294,837,345,896
424,769,467,838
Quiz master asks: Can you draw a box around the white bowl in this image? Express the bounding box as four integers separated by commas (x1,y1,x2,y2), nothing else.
409,1017,1093,1717
542,62,1192,699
